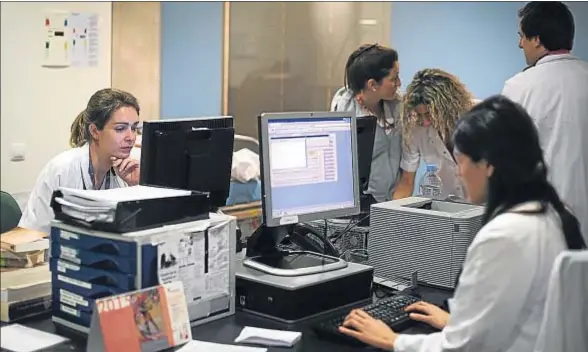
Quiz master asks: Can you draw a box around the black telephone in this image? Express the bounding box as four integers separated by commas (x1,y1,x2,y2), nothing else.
282,223,340,257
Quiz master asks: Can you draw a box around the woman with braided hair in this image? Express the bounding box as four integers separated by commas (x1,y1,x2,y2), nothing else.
392,68,479,200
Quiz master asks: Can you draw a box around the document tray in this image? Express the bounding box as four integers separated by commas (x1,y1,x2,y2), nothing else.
51,190,210,233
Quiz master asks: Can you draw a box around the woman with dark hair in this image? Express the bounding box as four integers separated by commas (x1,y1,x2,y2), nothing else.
19,88,142,233
338,95,585,351
331,43,403,203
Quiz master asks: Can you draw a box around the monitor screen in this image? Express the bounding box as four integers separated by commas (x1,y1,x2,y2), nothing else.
259,112,360,227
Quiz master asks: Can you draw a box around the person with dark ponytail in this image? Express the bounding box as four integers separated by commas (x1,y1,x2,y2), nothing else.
331,44,403,203
338,95,585,351
19,88,142,233
69,110,87,148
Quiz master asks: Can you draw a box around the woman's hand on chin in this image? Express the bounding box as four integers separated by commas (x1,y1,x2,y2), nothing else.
111,156,140,186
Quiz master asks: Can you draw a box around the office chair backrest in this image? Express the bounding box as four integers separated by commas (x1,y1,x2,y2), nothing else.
534,250,588,352
0,191,22,233
234,134,259,154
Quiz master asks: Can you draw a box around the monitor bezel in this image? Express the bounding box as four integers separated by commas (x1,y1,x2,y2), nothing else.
259,111,360,228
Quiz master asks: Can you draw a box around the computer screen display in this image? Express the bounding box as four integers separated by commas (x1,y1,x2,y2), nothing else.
259,112,360,227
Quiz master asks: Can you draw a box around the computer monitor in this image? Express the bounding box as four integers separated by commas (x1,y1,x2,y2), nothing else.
356,116,377,212
139,117,235,210
244,111,360,276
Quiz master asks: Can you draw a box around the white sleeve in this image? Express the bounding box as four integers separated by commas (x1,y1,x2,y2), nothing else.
399,132,420,173
18,163,58,234
394,220,535,352
501,77,523,104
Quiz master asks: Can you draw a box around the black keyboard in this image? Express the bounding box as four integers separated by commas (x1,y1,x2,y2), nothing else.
312,294,421,346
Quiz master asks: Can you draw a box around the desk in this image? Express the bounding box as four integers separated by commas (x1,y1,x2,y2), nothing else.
12,286,451,351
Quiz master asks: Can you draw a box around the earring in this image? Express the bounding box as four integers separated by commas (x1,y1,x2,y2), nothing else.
372,88,376,92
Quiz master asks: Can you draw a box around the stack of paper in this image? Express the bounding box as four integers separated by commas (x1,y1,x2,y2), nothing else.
0,324,68,352
234,327,302,347
55,185,193,223
1,264,51,322
178,340,267,352
0,228,49,268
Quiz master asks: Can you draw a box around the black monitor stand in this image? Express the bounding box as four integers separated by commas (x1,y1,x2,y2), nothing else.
243,224,348,277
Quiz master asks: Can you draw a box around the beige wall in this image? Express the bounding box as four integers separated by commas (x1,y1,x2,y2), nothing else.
111,2,161,121
227,2,391,138
1,2,112,194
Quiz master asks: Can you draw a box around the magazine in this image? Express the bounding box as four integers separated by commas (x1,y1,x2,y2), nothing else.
87,281,191,352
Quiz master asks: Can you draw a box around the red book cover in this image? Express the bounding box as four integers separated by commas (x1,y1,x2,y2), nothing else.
89,281,191,352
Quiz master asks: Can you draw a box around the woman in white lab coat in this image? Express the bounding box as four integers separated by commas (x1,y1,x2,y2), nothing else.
339,95,586,351
392,68,477,200
19,88,142,233
330,43,403,203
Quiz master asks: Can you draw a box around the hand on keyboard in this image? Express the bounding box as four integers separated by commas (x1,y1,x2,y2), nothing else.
404,301,450,330
338,309,398,351
312,294,421,347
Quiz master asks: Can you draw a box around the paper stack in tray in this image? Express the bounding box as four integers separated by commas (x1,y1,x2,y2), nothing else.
54,185,193,223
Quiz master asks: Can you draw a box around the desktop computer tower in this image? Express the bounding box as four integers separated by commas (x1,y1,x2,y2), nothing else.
235,260,373,323
368,197,484,289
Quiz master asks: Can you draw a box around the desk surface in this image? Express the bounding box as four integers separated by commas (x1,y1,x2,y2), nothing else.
13,286,451,352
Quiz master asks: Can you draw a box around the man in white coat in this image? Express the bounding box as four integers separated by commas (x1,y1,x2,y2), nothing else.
502,1,588,243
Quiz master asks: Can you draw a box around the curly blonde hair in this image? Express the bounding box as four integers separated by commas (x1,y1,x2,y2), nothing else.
401,68,474,146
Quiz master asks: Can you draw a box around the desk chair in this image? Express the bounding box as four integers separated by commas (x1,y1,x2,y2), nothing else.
228,135,261,206
233,134,259,154
1,191,22,233
534,250,588,352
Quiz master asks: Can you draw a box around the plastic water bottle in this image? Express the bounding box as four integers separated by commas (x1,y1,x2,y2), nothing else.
419,164,443,199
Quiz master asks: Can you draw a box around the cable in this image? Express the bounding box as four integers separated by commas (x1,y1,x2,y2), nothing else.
330,213,369,244
322,218,328,265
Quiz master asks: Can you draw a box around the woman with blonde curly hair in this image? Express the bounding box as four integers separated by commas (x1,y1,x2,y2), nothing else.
392,68,479,200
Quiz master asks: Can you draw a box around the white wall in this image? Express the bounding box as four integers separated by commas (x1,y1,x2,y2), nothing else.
0,2,112,195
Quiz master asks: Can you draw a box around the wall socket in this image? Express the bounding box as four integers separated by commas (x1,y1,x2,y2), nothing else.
10,143,26,162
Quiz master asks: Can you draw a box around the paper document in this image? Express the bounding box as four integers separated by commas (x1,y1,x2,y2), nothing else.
0,324,68,352
56,185,192,223
234,326,302,347
177,340,267,352
157,219,232,304
158,231,206,303
60,185,192,205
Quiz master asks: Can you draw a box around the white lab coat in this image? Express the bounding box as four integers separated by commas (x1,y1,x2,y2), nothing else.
400,99,481,200
534,250,588,352
394,202,568,352
19,144,128,233
501,54,588,244
400,126,464,200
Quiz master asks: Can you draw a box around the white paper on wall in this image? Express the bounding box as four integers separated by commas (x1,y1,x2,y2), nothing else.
68,12,99,67
41,11,100,68
42,11,70,67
